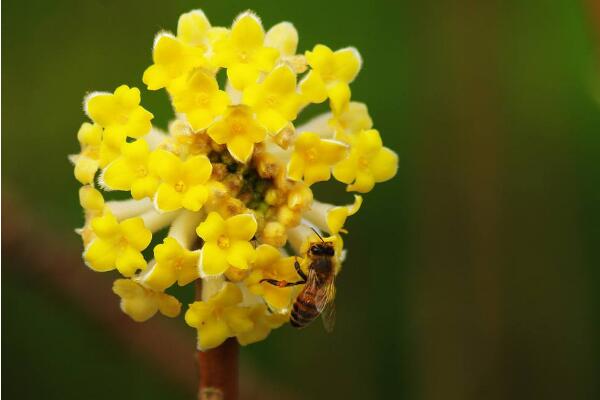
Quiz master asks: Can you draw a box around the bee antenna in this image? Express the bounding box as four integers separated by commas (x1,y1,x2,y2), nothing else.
310,227,325,242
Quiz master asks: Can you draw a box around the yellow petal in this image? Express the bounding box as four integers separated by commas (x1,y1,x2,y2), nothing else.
118,289,159,322
115,246,147,277
102,158,136,190
155,183,183,212
177,9,211,46
226,241,256,270
91,213,120,238
286,153,305,182
144,262,177,291
328,82,351,115
183,155,212,185
185,302,213,327
130,176,159,200
158,293,181,317
120,217,152,251
222,307,254,333
84,239,117,272
149,149,182,184
227,63,259,90
333,47,362,83
347,170,375,193
332,157,357,184
79,186,105,211
227,136,254,163
370,147,399,182
303,163,331,186
197,318,231,350
225,214,257,241
196,212,226,242
265,22,298,56
254,46,279,71
77,122,103,146
231,12,264,50
300,71,327,103
200,242,229,276
74,156,99,184
181,185,209,211
263,285,293,311
213,282,243,306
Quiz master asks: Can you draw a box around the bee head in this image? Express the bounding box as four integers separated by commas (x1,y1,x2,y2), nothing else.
309,242,335,257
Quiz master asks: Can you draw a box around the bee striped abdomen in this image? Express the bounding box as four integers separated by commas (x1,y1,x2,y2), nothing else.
290,296,319,328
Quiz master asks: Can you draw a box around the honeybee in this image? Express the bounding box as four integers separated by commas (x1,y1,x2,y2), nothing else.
261,230,337,332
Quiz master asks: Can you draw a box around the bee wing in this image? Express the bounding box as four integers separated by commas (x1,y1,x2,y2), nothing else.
315,275,336,333
321,300,336,333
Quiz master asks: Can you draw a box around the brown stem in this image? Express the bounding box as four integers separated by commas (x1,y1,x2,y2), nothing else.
195,282,239,400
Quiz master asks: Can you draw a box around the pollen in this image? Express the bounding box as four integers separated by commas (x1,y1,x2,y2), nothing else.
174,180,186,192
73,8,397,351
217,235,231,249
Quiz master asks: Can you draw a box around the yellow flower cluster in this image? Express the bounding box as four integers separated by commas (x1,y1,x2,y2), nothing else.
71,9,397,351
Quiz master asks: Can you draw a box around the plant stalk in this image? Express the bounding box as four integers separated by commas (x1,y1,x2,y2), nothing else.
195,281,239,400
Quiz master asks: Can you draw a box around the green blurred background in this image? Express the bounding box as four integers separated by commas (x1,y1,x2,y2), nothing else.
3,0,600,399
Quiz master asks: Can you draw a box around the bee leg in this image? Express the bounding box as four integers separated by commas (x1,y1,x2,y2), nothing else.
260,278,306,287
294,258,308,281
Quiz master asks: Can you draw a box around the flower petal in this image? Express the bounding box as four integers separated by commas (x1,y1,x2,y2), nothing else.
181,185,209,211
155,183,183,212
226,240,256,270
225,214,257,241
196,212,226,242
200,242,229,276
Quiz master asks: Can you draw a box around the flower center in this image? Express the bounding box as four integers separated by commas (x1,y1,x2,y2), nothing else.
231,121,245,135
266,95,277,107
117,113,129,124
217,235,230,249
306,148,318,161
174,180,186,192
195,93,210,106
174,257,184,272
358,156,370,170
136,165,148,177
238,51,249,63
117,236,129,249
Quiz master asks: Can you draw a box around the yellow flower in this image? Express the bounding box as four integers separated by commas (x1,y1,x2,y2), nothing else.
77,186,106,247
265,22,298,58
265,22,306,73
185,282,254,350
177,9,212,47
73,122,103,184
236,304,288,346
142,237,200,291
330,101,373,141
79,185,105,214
300,44,362,114
150,149,212,212
86,85,154,140
101,139,159,200
305,195,362,234
326,195,362,234
212,12,279,89
244,244,299,312
242,64,302,134
169,69,229,131
83,213,151,277
113,279,181,322
143,33,205,91
206,105,266,163
286,132,347,185
196,212,257,277
333,129,398,193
